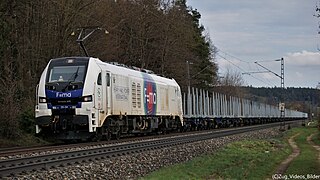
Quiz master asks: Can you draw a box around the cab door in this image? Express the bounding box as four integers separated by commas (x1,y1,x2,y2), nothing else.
105,72,112,115
94,72,103,127
95,72,103,111
97,70,112,127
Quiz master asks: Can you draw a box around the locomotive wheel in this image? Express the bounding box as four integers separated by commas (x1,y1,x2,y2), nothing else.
106,131,112,141
92,133,102,142
162,129,167,135
93,128,104,142
114,131,121,140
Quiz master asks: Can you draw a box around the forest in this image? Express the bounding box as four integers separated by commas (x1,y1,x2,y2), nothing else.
0,0,319,140
0,0,218,138
242,86,320,117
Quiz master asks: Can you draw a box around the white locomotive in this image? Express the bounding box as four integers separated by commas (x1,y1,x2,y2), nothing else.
35,57,183,140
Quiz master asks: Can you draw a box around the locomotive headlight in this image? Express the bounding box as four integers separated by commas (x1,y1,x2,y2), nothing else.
82,95,92,102
39,97,47,103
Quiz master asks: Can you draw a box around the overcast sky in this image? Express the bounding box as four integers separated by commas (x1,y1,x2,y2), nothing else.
187,0,320,88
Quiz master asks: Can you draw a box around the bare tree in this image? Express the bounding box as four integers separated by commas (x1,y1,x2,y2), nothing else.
0,61,20,138
214,68,245,98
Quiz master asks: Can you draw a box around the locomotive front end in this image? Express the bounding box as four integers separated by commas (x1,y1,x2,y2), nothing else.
35,57,96,141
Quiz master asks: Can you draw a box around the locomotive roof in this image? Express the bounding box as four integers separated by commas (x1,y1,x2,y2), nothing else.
93,58,180,88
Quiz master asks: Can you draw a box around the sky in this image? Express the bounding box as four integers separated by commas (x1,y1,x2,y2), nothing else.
187,0,320,88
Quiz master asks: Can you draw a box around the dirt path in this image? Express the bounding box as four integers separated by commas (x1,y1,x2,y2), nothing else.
307,133,320,163
274,133,300,174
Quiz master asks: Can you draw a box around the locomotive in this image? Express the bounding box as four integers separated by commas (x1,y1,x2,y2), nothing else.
35,57,307,141
35,57,183,141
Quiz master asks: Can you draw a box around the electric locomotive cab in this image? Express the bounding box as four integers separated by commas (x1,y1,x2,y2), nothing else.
35,57,96,140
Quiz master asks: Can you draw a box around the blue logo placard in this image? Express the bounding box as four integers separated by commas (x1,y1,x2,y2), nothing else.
142,74,157,115
45,89,83,109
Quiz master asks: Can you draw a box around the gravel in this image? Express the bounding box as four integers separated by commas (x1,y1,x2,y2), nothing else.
7,127,282,180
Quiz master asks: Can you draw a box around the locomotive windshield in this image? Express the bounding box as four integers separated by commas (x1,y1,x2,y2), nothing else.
48,66,86,83
46,57,89,83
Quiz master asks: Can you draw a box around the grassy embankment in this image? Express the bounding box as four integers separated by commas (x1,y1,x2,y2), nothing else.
0,134,50,148
285,121,320,175
143,121,320,179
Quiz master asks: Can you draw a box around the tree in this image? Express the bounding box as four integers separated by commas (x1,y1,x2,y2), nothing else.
214,68,245,98
0,0,21,138
0,0,219,138
180,3,218,91
92,0,218,91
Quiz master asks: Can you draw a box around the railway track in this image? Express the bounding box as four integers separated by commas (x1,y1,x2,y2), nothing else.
0,130,213,158
0,141,119,158
0,121,298,177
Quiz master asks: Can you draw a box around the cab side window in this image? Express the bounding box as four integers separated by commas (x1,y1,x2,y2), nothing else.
97,73,102,85
106,73,110,87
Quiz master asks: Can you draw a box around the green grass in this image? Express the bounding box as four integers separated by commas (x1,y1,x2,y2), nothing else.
142,139,291,180
310,119,320,146
285,127,320,175
143,126,320,180
311,131,320,146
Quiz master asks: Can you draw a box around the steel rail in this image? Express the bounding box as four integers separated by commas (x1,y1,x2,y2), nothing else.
0,121,297,177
